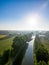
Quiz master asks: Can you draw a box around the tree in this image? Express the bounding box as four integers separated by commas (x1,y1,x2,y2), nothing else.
0,50,10,65
36,47,49,63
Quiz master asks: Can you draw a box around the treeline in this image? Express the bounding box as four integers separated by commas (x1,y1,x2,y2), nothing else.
0,34,14,40
0,31,9,35
10,33,32,64
0,50,10,65
34,34,49,65
0,33,32,65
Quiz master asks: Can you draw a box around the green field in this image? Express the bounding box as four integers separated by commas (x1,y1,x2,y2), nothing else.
0,36,15,55
0,35,7,39
41,37,49,53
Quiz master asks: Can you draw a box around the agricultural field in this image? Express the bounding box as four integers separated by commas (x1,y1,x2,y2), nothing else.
0,35,15,55
0,35,7,39
41,37,49,53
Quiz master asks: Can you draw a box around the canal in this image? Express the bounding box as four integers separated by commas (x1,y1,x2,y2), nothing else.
21,36,35,65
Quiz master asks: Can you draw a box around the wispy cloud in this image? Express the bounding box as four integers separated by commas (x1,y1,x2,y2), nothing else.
42,2,48,9
38,0,49,13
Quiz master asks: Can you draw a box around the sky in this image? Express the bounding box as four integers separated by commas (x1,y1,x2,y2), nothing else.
0,0,49,31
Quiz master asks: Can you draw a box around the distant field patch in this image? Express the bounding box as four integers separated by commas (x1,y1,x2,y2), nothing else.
0,35,7,39
41,37,49,53
0,36,15,55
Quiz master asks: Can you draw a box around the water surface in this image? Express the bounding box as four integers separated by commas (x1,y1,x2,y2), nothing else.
21,36,35,65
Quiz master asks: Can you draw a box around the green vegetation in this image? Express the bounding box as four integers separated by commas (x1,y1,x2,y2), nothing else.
0,50,10,65
0,35,7,39
41,36,49,53
0,36,15,54
34,34,49,65
0,32,32,65
11,33,32,59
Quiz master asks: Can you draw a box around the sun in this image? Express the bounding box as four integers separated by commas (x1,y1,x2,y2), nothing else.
28,16,37,26
26,13,39,28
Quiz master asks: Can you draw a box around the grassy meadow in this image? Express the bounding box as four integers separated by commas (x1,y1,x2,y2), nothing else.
0,35,15,55
41,37,49,53
0,35,7,39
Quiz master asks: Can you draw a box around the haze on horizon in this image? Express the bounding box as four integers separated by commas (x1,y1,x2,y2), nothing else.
0,0,49,31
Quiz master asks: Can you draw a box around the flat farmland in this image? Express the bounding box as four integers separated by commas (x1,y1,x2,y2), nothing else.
0,35,7,39
0,35,15,55
41,37,49,53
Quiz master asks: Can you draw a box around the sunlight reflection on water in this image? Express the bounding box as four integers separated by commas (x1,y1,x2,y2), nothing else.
21,36,35,65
